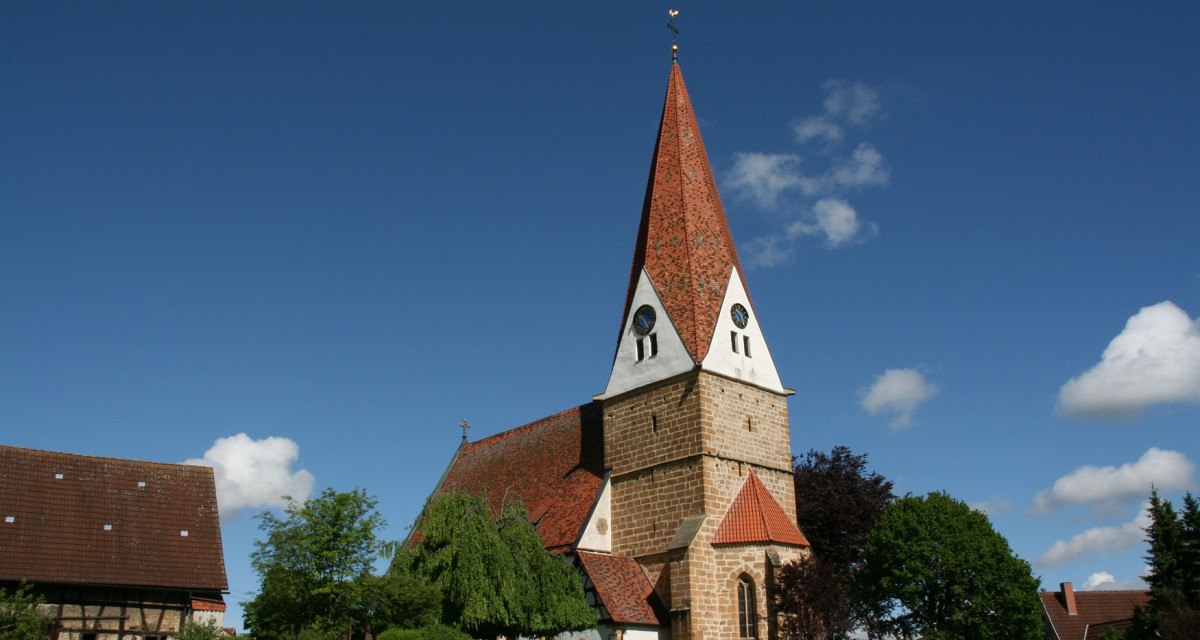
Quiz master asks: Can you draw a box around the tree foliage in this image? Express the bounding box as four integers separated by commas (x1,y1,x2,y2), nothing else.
854,491,1042,640
776,446,895,639
793,446,896,568
396,492,596,639
1129,490,1200,640
244,488,440,640
0,582,52,640
376,623,471,640
176,619,226,640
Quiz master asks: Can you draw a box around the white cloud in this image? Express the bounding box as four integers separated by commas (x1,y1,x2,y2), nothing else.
184,433,316,518
793,80,881,145
829,143,889,188
1031,448,1194,513
729,80,889,268
859,368,939,430
794,116,842,147
1082,571,1116,590
1058,301,1200,420
744,198,878,266
1037,503,1150,566
786,199,871,248
725,152,805,209
971,495,1013,516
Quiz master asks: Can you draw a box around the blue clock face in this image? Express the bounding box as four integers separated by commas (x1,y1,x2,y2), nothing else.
731,303,750,329
632,305,657,336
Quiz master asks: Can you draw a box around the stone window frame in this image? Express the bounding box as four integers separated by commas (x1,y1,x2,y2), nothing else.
736,572,758,638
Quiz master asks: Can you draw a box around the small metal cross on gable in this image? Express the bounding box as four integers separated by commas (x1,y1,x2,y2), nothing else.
459,419,470,442
668,9,680,59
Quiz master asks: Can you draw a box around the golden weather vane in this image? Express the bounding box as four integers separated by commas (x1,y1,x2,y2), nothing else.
668,9,680,59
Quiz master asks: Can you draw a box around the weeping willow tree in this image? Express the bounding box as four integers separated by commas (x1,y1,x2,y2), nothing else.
395,492,596,639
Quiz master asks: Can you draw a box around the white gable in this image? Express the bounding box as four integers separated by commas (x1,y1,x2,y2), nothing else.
575,476,611,553
700,267,785,393
598,270,694,400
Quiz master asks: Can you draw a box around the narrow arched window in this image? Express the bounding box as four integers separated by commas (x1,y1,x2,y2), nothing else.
737,574,757,638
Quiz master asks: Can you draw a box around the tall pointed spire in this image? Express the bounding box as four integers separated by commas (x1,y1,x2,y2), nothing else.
621,62,747,363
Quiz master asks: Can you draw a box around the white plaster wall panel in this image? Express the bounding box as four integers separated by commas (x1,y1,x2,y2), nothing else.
576,477,612,553
700,268,785,393
600,269,695,399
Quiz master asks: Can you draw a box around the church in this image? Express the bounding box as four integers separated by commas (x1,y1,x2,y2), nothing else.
424,52,810,640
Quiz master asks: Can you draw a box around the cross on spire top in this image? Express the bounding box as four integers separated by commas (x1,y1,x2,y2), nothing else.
667,10,680,60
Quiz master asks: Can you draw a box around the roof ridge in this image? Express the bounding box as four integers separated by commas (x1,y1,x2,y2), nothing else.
463,405,583,448
0,443,211,471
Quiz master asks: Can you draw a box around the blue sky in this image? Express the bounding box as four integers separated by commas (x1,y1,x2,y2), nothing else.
4,2,1198,630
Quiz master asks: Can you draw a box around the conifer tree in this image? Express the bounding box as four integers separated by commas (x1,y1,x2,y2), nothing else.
1129,490,1200,640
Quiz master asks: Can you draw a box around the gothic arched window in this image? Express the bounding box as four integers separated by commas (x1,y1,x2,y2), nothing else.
737,574,757,638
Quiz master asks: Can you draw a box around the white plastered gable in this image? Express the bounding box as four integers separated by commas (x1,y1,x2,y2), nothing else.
599,269,694,400
575,476,611,553
700,267,785,393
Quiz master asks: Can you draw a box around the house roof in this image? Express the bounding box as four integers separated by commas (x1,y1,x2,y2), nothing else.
0,444,228,591
621,61,748,363
1040,588,1150,640
577,552,667,627
712,471,809,547
434,403,605,552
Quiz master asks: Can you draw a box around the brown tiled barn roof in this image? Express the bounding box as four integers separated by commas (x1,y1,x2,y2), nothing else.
621,62,748,363
712,471,809,547
0,445,227,591
577,551,667,626
435,404,605,552
1040,587,1149,640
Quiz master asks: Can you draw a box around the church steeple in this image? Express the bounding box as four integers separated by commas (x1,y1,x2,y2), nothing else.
623,62,744,363
601,62,785,399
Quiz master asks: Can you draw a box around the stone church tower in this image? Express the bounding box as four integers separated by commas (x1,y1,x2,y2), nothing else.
594,60,809,640
428,57,809,640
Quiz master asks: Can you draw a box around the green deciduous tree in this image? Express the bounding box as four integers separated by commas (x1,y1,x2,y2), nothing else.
176,619,226,640
396,492,596,639
776,446,895,639
854,491,1042,640
0,582,52,640
244,488,440,640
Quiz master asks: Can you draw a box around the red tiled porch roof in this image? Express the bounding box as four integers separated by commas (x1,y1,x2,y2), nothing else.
713,470,809,547
577,552,667,627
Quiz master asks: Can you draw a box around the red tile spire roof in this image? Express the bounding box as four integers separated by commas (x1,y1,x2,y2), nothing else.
713,470,809,547
622,61,748,363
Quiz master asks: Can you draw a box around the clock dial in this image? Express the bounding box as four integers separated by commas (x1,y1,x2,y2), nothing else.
730,303,749,329
632,305,657,336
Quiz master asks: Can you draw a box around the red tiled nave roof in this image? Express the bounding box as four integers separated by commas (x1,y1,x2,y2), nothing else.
434,404,605,552
576,551,668,627
622,62,749,363
0,445,228,591
712,470,809,547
